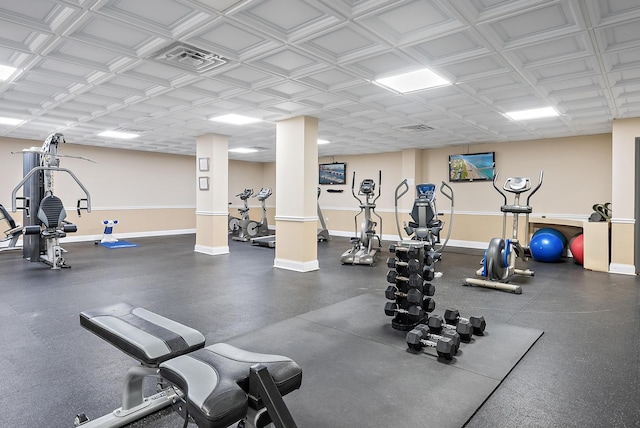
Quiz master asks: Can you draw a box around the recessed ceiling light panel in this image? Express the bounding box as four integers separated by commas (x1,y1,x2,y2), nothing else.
98,130,140,139
504,107,559,121
375,68,450,94
228,148,259,153
0,64,19,81
0,116,24,126
210,114,262,125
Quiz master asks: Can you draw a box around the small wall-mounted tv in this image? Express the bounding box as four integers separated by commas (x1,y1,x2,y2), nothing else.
319,162,346,185
449,152,495,182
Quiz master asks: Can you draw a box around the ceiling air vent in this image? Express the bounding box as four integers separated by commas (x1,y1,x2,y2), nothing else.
398,124,434,132
153,42,229,73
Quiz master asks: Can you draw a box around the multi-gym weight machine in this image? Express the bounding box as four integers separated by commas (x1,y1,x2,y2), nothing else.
10,132,91,269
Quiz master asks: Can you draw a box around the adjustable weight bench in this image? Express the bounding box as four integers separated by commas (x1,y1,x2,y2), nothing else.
77,303,302,428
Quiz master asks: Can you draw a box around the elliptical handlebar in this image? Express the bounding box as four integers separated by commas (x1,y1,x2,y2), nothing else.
394,179,410,240
350,171,362,204
526,171,544,206
439,181,453,203
492,173,508,206
372,170,382,204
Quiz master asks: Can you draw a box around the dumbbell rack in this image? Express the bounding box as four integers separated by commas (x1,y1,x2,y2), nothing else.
385,241,437,331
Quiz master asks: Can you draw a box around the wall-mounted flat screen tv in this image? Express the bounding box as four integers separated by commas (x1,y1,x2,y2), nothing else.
319,162,346,185
449,152,495,182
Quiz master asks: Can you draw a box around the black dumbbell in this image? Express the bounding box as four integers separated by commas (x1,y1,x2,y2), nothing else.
386,271,423,287
384,285,422,305
427,314,473,342
384,302,424,321
420,282,435,296
406,325,456,360
414,324,461,353
444,309,486,335
386,257,422,273
388,244,422,259
421,296,436,313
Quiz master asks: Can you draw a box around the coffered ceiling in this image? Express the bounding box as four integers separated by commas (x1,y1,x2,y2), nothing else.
0,0,639,161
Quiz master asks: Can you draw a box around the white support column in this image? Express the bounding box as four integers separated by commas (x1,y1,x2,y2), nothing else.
195,134,229,256
274,116,319,272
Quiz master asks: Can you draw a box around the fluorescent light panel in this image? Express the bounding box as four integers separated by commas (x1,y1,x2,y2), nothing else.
0,64,18,81
375,68,450,93
98,130,140,139
210,114,262,125
317,139,330,145
0,117,24,126
229,148,258,153
505,107,559,121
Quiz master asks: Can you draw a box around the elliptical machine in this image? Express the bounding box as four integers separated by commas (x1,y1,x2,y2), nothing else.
340,171,382,265
465,171,543,294
394,180,454,260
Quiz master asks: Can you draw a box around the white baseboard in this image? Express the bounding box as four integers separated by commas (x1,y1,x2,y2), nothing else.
608,263,636,276
274,258,319,272
194,245,229,256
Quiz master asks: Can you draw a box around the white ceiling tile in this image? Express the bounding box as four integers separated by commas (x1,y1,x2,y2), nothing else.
584,0,640,26
296,23,386,63
1,0,640,159
594,17,640,53
185,18,279,61
229,0,342,42
356,0,465,46
476,2,584,49
502,33,593,69
438,53,512,82
402,29,491,65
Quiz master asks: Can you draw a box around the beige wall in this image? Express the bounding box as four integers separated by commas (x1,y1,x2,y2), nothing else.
421,135,613,246
3,131,634,274
1,136,196,240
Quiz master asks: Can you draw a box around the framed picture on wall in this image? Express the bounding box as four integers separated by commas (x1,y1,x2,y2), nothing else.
449,152,495,182
198,157,209,172
319,162,346,185
198,177,209,190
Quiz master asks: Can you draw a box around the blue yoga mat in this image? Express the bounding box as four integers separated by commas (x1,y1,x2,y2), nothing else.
99,241,139,249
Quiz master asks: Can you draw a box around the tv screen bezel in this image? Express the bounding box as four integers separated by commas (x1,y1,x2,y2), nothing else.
319,162,347,185
448,152,496,182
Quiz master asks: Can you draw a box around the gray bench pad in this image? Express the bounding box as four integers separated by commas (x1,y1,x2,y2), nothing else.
80,302,206,366
160,343,303,428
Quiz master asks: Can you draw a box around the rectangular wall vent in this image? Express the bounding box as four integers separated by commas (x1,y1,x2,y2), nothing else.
153,42,229,74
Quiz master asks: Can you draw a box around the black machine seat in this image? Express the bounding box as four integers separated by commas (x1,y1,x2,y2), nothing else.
160,343,302,428
38,195,67,228
27,195,78,236
80,302,206,367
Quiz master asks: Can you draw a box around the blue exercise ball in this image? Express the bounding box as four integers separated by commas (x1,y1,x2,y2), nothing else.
533,228,567,247
530,232,564,263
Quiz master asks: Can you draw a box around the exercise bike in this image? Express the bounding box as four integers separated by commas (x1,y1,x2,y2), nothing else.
394,180,454,260
341,171,382,265
249,188,276,247
230,188,254,241
465,171,543,294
